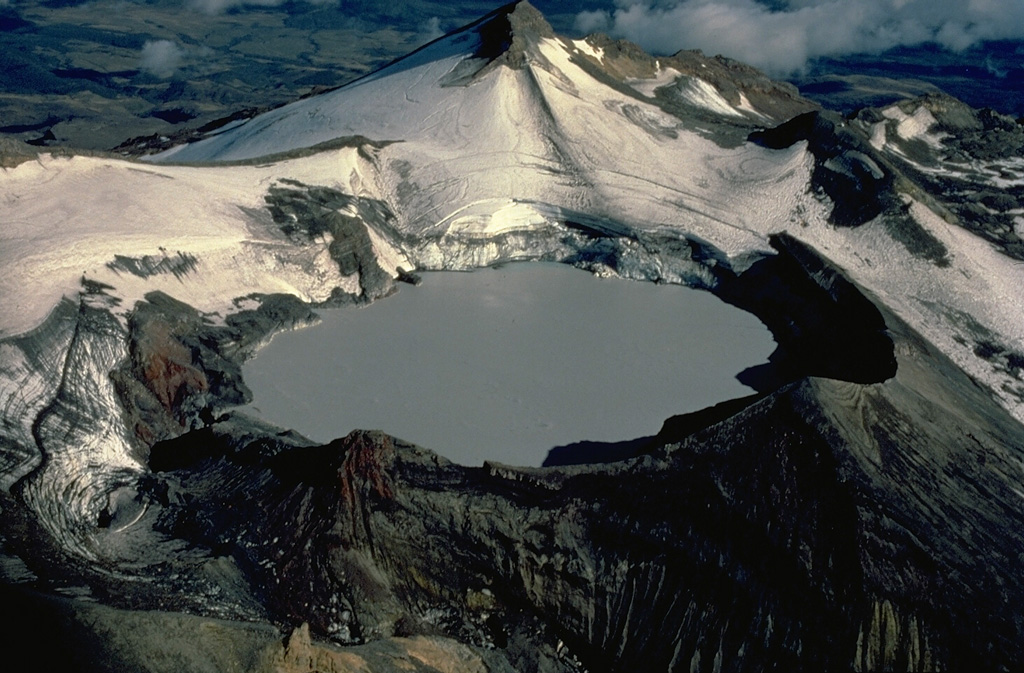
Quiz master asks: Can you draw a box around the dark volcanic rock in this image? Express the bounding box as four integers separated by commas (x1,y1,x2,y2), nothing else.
262,181,396,301
112,291,319,448
751,111,893,226
849,93,1024,261
146,302,1024,672
475,1,555,69
751,110,951,265
715,233,897,390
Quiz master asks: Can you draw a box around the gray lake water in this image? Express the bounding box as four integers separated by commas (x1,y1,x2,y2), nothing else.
242,263,775,466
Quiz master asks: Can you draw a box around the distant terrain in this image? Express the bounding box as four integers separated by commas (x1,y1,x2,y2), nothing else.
1,0,1022,152
796,40,1024,116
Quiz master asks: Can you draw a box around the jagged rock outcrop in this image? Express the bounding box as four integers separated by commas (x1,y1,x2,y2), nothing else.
113,291,321,449
0,137,36,168
750,111,951,268
850,92,1024,261
474,1,555,72
261,181,396,301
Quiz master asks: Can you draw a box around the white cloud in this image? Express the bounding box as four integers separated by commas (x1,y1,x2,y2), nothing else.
574,0,1024,75
185,0,336,14
575,10,611,34
186,0,279,13
139,40,185,78
419,16,445,44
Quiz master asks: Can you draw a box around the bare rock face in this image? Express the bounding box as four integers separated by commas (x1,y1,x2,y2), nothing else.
261,181,396,301
113,295,215,446
113,291,321,449
266,623,506,673
475,1,555,70
0,137,36,168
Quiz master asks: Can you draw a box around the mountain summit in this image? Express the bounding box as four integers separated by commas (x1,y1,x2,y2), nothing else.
471,0,555,68
151,1,808,164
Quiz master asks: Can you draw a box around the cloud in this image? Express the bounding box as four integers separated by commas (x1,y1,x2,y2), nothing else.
187,0,278,14
184,0,336,14
419,16,445,44
139,40,185,78
185,0,280,13
574,0,1024,75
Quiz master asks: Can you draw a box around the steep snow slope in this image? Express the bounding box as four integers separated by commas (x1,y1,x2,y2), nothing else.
149,3,811,265
0,149,386,338
151,8,774,165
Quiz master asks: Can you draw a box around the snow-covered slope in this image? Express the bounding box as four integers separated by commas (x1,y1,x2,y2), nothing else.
0,150,378,338
150,4,782,165
147,5,810,270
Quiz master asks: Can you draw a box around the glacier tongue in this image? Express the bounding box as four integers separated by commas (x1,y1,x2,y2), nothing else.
14,291,143,562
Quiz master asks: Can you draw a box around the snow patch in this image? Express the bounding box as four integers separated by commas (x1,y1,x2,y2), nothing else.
572,39,604,64
675,77,745,118
442,199,556,236
626,66,681,98
737,93,766,119
363,223,410,277
984,157,1024,189
869,121,888,151
882,105,945,149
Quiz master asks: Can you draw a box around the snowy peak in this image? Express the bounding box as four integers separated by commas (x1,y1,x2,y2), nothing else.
149,2,815,164
417,0,555,88
472,0,554,70
377,0,553,87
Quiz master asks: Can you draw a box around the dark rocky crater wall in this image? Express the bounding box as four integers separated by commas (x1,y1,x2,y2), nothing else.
2,215,965,673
